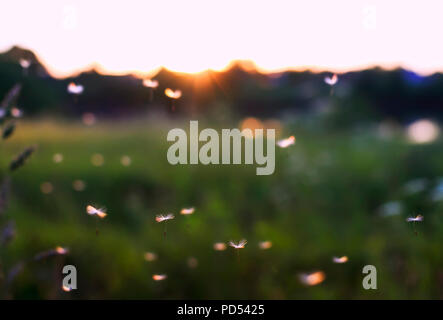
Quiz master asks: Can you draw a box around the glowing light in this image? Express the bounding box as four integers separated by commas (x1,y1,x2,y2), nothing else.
91,153,104,167
67,82,83,95
164,88,182,99
258,241,272,250
62,285,73,292
19,59,31,69
277,136,296,148
55,246,69,255
407,119,439,144
121,155,131,166
332,256,348,264
298,271,326,286
187,257,198,269
144,252,158,262
180,207,195,215
4,1,443,78
213,242,227,251
10,107,23,118
324,73,338,86
72,179,86,191
239,117,264,138
53,153,63,163
152,274,167,281
40,182,54,194
263,119,282,138
143,79,159,88
82,113,96,126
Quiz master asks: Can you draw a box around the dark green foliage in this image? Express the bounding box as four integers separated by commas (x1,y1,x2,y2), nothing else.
0,178,10,216
1,119,442,299
9,146,36,171
2,122,15,139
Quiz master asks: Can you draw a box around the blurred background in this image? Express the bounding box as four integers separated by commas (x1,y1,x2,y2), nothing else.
1,0,443,299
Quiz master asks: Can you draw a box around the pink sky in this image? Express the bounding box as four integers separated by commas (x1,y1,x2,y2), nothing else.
1,0,442,78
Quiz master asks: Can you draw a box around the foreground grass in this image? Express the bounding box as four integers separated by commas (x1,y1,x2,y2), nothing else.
1,116,443,299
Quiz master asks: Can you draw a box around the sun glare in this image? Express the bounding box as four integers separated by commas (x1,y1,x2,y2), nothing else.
1,1,443,78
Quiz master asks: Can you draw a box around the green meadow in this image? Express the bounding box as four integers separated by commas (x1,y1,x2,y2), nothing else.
1,116,443,299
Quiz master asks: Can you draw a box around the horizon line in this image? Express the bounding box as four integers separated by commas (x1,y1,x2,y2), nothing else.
2,44,441,80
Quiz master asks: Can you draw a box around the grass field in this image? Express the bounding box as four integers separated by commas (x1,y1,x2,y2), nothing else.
1,115,443,299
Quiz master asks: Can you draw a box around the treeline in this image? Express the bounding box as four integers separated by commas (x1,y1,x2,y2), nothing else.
1,46,443,122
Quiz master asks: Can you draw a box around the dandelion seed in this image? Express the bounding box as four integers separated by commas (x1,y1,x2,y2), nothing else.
258,241,272,250
406,215,424,222
228,239,247,249
164,88,182,111
213,242,227,251
72,179,86,191
164,88,182,99
180,207,195,215
277,136,295,148
155,213,174,223
82,112,96,126
152,274,167,281
55,246,69,255
67,82,84,95
187,257,198,269
91,153,104,166
86,205,107,218
298,271,326,286
155,213,174,239
121,155,131,166
407,214,424,236
156,213,174,238
324,74,338,86
144,252,157,262
53,153,64,163
34,246,69,261
144,79,159,102
87,205,106,236
332,256,348,264
143,79,159,88
40,182,54,194
19,59,31,69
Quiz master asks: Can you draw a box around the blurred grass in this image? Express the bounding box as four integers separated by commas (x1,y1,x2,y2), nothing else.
1,116,443,299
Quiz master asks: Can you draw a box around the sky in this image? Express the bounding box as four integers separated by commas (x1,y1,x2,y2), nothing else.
1,0,442,78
